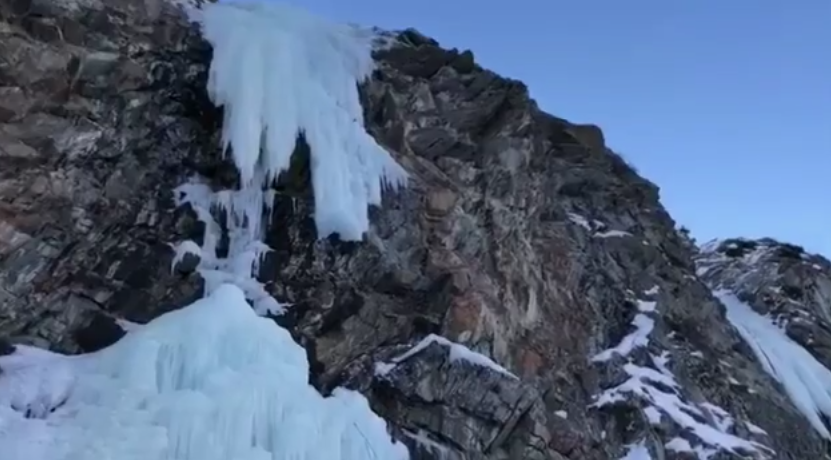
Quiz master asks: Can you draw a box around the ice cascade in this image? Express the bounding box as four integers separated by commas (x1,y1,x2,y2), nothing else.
0,1,410,459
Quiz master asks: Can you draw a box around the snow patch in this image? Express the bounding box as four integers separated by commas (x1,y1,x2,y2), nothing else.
595,229,633,239
717,290,831,439
591,293,770,458
643,285,660,296
567,212,592,231
169,239,201,271
620,440,652,460
402,429,451,459
592,313,654,362
593,358,768,459
746,421,768,436
376,334,517,379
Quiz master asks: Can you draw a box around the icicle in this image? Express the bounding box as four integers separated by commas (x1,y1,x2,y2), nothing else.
200,0,407,241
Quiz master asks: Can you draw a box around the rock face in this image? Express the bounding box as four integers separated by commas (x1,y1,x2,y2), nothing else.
697,238,831,374
2,1,831,459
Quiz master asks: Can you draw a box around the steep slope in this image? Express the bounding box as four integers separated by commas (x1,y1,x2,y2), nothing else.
0,0,829,459
697,238,831,359
696,238,831,439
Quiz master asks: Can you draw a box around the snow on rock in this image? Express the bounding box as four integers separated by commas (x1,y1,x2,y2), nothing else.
715,290,831,439
198,0,407,241
169,239,202,273
0,284,408,460
567,212,593,231
566,212,633,239
595,229,633,239
375,333,517,379
593,291,659,362
696,237,831,329
619,440,652,460
401,429,451,459
591,291,771,459
592,312,654,363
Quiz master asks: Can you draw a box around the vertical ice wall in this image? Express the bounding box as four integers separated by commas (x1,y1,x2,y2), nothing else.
173,0,407,309
0,1,410,459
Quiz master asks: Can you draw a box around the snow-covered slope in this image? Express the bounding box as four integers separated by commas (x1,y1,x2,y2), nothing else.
697,238,831,439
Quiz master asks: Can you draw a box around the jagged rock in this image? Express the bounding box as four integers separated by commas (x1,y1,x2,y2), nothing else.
697,238,831,375
1,1,831,459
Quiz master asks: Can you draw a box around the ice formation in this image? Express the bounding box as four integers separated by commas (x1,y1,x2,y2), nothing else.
716,290,831,438
174,178,284,315
0,285,409,460
0,1,409,459
199,0,407,242
174,0,407,308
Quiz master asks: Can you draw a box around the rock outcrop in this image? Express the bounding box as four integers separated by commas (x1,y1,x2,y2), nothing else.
697,238,831,378
1,1,830,459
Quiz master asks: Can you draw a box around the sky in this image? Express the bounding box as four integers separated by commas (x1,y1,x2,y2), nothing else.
286,0,831,257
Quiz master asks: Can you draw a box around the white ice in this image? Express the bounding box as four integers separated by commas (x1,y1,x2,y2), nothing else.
0,284,409,460
198,0,407,242
619,440,652,460
716,289,831,438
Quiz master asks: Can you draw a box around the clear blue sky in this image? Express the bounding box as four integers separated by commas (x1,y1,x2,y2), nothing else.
285,0,831,257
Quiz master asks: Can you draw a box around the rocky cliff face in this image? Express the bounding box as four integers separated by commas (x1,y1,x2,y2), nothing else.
1,1,830,459
697,238,831,375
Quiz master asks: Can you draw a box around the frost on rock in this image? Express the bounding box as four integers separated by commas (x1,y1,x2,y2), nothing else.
716,290,831,439
375,333,517,380
0,284,409,460
591,290,771,459
198,0,407,241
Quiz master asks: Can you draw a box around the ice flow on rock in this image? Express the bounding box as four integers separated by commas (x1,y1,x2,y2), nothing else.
0,1,410,459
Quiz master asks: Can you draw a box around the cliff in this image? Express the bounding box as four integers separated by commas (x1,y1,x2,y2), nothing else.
0,1,829,459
